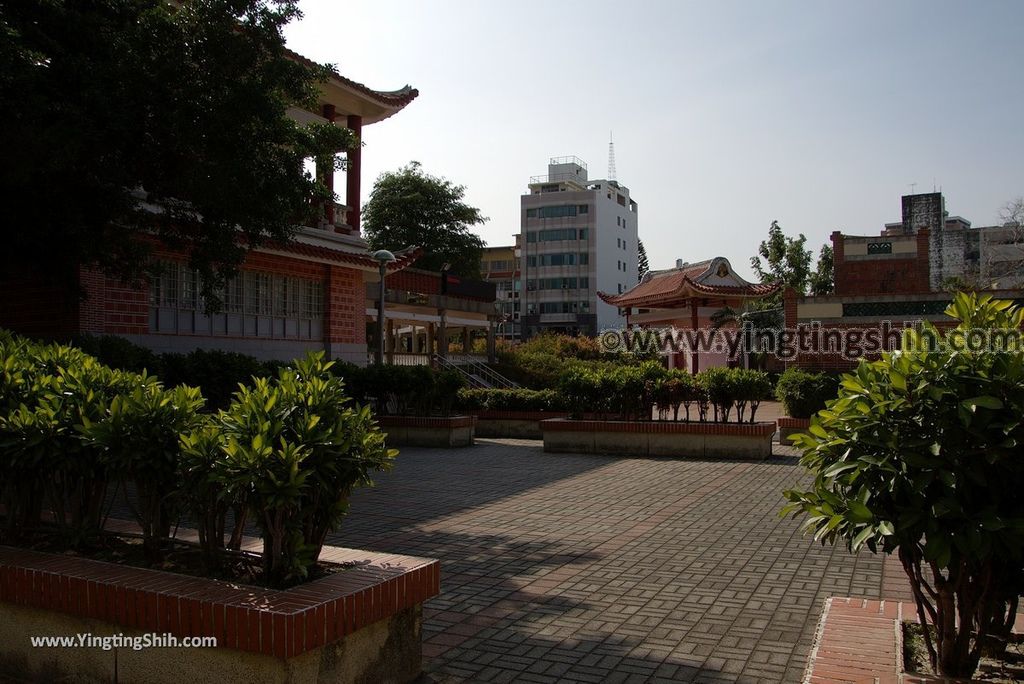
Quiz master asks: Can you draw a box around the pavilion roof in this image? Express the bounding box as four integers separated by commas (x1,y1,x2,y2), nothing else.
598,257,779,308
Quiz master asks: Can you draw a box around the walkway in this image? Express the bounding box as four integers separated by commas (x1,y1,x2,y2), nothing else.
327,439,893,683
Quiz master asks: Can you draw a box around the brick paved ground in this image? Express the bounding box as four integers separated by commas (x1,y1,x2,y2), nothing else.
326,438,891,684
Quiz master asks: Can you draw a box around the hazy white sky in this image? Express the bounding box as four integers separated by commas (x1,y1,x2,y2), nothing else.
284,0,1024,280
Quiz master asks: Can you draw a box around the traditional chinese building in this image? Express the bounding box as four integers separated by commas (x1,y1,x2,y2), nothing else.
0,52,438,366
599,257,779,373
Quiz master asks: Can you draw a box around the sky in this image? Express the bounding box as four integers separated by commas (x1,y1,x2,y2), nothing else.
284,0,1024,281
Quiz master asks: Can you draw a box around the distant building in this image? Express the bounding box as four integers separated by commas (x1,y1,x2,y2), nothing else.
518,156,639,338
833,191,1024,296
786,191,1024,371
480,242,521,341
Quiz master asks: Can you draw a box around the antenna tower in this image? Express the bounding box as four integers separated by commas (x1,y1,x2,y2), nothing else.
607,132,617,181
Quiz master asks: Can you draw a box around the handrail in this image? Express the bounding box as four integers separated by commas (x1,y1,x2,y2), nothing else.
431,354,488,388
443,355,519,389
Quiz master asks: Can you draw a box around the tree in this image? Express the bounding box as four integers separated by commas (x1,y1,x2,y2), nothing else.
637,239,650,282
0,0,352,306
808,244,834,295
362,162,487,278
750,220,812,295
783,292,1024,678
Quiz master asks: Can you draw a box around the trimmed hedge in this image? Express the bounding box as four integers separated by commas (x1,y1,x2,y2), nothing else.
455,388,566,412
774,368,840,419
67,335,468,415
558,362,772,424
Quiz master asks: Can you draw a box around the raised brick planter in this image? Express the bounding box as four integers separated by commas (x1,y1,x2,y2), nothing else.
804,595,1022,684
377,415,475,447
473,410,570,439
540,418,775,459
777,417,811,446
0,543,439,684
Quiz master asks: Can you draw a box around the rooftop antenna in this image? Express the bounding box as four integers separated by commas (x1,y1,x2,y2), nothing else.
607,131,617,181
908,182,917,194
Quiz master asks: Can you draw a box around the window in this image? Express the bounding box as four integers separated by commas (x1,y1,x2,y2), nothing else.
526,253,589,267
617,238,621,248
579,228,589,240
536,205,577,219
525,277,589,290
149,260,323,338
617,216,621,226
526,208,537,218
538,301,590,314
527,228,578,243
578,205,589,214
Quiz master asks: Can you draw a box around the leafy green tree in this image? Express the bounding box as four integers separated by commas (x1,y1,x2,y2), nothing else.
638,239,650,282
809,243,834,295
783,292,1024,678
363,162,487,277
750,220,812,295
0,0,352,306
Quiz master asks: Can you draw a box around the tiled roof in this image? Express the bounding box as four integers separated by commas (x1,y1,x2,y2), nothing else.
267,241,422,271
598,257,779,307
285,48,419,109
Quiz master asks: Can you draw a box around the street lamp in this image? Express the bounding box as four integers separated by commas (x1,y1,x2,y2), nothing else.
373,249,396,365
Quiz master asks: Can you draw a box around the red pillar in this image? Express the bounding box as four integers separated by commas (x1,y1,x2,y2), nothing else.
346,114,363,233
320,105,337,226
690,299,699,374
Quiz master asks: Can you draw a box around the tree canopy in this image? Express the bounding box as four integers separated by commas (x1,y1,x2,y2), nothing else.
362,162,487,278
0,0,352,305
637,239,650,282
750,220,812,295
808,243,834,295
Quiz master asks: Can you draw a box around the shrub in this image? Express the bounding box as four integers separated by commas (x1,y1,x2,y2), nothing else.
783,293,1024,678
0,338,129,544
178,422,249,570
732,369,773,423
774,368,840,419
72,334,161,374
160,348,268,410
0,333,397,589
700,367,736,422
454,388,565,412
83,379,205,561
337,364,466,417
218,353,395,586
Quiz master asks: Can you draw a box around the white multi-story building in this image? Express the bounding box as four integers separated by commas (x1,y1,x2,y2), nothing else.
519,156,639,338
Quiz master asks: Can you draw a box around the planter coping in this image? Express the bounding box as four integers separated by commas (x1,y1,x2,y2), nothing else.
474,410,570,420
377,415,476,428
777,417,811,428
539,418,776,436
804,595,1024,684
0,530,439,660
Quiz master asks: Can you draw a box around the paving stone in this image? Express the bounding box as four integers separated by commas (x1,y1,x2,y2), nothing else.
326,439,887,683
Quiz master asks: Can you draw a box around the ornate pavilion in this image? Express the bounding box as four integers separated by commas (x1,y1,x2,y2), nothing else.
599,257,779,373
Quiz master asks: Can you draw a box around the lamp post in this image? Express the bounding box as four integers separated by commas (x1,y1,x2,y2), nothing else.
373,249,396,365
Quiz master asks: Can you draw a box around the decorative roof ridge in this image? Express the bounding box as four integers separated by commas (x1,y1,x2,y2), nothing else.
284,48,419,108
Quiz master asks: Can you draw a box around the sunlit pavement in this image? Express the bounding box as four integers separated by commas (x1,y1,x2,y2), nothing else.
329,437,892,683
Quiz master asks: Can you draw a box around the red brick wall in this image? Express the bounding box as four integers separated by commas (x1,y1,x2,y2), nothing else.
78,267,149,336
832,228,931,296
325,264,366,346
